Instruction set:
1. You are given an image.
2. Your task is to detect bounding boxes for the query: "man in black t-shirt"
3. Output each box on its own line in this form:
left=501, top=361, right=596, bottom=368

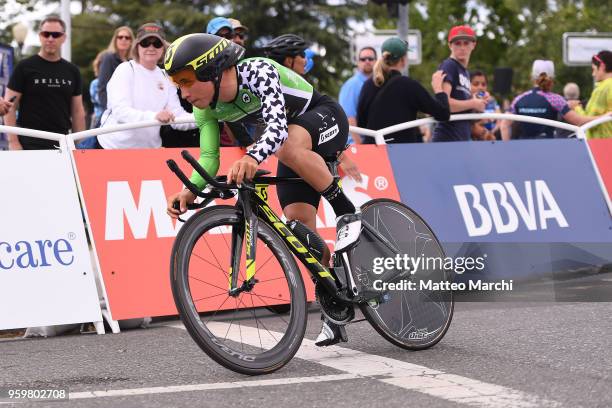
left=433, top=25, right=488, bottom=142
left=5, top=15, right=85, bottom=150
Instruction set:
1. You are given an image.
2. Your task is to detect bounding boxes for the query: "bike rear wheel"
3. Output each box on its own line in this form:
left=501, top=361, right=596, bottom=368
left=171, top=206, right=307, bottom=375
left=353, top=199, right=454, bottom=350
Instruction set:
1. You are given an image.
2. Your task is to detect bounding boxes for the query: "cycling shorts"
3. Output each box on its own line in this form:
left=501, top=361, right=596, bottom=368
left=277, top=96, right=349, bottom=210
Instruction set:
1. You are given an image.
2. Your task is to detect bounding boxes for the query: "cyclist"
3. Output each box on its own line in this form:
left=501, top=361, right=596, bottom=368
left=164, top=33, right=360, bottom=346
left=263, top=34, right=362, bottom=181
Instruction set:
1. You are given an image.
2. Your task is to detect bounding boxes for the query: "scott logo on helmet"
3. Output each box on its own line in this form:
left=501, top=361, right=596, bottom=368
left=188, top=38, right=230, bottom=70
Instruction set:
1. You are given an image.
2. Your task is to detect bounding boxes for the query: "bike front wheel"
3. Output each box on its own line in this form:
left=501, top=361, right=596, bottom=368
left=352, top=199, right=454, bottom=350
left=171, top=206, right=307, bottom=375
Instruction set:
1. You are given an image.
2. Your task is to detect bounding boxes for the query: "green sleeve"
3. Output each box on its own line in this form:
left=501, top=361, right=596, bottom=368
left=189, top=107, right=220, bottom=190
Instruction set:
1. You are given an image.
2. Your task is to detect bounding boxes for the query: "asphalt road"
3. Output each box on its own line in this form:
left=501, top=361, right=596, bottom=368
left=1, top=297, right=611, bottom=408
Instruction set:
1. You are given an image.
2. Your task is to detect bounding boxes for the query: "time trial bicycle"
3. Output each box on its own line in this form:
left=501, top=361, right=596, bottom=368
left=167, top=150, right=453, bottom=375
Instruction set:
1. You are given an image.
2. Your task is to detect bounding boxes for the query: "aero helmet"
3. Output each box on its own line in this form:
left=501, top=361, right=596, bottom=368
left=164, top=33, right=245, bottom=108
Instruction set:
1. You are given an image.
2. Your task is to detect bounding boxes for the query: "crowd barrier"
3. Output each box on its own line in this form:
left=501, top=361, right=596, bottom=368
left=1, top=113, right=611, bottom=333
left=0, top=127, right=104, bottom=333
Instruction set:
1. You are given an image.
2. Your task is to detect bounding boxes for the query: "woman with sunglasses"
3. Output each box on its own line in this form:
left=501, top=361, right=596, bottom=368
left=97, top=23, right=195, bottom=149
left=97, top=26, right=135, bottom=121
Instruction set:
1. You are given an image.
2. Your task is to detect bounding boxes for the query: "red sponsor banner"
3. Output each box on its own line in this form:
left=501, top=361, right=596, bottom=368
left=74, top=145, right=399, bottom=320
left=588, top=139, right=612, bottom=198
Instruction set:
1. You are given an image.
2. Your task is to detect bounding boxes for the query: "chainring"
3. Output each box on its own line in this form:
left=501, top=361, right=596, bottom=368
left=315, top=282, right=355, bottom=325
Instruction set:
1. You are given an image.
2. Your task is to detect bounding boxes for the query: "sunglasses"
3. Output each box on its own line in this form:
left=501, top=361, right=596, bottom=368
left=217, top=30, right=234, bottom=40
left=359, top=57, right=375, bottom=62
left=117, top=35, right=132, bottom=41
left=234, top=32, right=247, bottom=40
left=169, top=69, right=197, bottom=89
left=139, top=38, right=163, bottom=48
left=40, top=31, right=64, bottom=39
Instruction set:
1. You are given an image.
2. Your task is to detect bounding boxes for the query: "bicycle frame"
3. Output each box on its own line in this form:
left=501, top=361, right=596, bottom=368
left=167, top=150, right=410, bottom=303
left=230, top=182, right=339, bottom=297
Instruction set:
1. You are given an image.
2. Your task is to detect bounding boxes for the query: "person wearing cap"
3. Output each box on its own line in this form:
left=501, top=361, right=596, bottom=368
left=356, top=37, right=449, bottom=144
left=576, top=50, right=612, bottom=138
left=228, top=18, right=248, bottom=47
left=339, top=46, right=377, bottom=144
left=206, top=17, right=234, bottom=40
left=432, top=25, right=487, bottom=142
left=97, top=23, right=195, bottom=149
left=500, top=59, right=599, bottom=139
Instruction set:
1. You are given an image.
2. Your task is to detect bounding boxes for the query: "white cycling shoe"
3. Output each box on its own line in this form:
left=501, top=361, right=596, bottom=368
left=315, top=318, right=348, bottom=347
left=334, top=212, right=361, bottom=253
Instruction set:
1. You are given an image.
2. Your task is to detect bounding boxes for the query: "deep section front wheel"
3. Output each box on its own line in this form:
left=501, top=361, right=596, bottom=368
left=171, top=206, right=307, bottom=374
left=352, top=199, right=454, bottom=350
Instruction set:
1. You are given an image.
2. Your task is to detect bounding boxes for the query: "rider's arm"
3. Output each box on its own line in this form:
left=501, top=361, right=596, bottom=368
left=243, top=61, right=289, bottom=163
left=189, top=107, right=220, bottom=190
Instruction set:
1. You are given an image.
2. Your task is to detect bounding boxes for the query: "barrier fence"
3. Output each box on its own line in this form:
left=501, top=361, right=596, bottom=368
left=1, top=113, right=611, bottom=333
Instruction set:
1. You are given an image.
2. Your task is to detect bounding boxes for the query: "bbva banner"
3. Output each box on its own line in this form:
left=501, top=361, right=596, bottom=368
left=388, top=139, right=612, bottom=242
left=0, top=150, right=102, bottom=330
left=74, top=145, right=400, bottom=320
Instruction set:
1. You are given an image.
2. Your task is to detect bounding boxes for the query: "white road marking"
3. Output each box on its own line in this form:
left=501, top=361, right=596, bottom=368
left=68, top=322, right=560, bottom=407
left=69, top=373, right=359, bottom=400
left=167, top=322, right=560, bottom=408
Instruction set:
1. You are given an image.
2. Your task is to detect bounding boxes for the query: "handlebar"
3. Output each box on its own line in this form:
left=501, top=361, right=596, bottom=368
left=166, top=150, right=272, bottom=202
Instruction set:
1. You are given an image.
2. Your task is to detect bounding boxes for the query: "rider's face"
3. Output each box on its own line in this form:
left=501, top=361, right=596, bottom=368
left=179, top=80, right=214, bottom=109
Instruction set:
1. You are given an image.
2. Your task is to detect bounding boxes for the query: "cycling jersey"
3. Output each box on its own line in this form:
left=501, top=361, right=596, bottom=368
left=509, top=88, right=570, bottom=138
left=190, top=57, right=324, bottom=189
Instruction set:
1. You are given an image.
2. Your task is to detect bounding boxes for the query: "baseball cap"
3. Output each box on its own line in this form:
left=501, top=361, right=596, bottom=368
left=448, top=25, right=476, bottom=43
left=228, top=18, right=248, bottom=33
left=206, top=17, right=232, bottom=35
left=382, top=37, right=408, bottom=61
left=531, top=59, right=555, bottom=79
left=136, top=23, right=166, bottom=43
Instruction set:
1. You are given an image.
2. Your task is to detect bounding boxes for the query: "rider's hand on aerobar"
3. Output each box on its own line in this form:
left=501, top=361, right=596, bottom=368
left=167, top=189, right=196, bottom=219
left=227, top=155, right=259, bottom=185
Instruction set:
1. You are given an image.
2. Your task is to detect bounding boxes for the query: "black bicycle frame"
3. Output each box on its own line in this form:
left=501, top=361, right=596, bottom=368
left=232, top=183, right=339, bottom=297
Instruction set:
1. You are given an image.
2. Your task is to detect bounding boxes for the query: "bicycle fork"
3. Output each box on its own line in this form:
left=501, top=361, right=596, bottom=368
left=228, top=190, right=258, bottom=296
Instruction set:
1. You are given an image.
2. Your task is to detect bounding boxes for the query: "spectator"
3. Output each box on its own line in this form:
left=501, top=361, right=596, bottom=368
left=0, top=96, right=12, bottom=116
left=501, top=60, right=599, bottom=139
left=433, top=25, right=487, bottom=142
left=470, top=70, right=500, bottom=140
left=97, top=26, right=134, bottom=118
left=228, top=18, right=248, bottom=47
left=4, top=15, right=85, bottom=150
left=576, top=51, right=612, bottom=138
left=563, top=82, right=581, bottom=109
left=264, top=33, right=361, bottom=181
left=96, top=23, right=195, bottom=149
left=356, top=37, right=449, bottom=144
left=89, top=51, right=104, bottom=128
left=339, top=46, right=376, bottom=144
left=206, top=17, right=234, bottom=40
left=556, top=82, right=582, bottom=138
